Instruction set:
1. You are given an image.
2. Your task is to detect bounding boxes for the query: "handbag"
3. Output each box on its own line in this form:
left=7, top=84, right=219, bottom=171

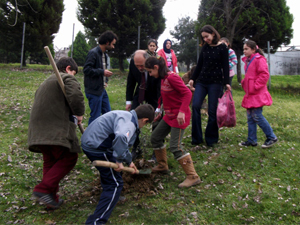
left=217, top=90, right=236, bottom=128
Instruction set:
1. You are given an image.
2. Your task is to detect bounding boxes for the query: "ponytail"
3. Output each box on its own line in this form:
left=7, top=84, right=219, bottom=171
left=145, top=56, right=169, bottom=79
left=244, top=40, right=264, bottom=57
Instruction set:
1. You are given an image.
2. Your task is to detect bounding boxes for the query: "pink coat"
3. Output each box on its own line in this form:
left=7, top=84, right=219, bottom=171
left=241, top=53, right=272, bottom=109
left=157, top=49, right=178, bottom=73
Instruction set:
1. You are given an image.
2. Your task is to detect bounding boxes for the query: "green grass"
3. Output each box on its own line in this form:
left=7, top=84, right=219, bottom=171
left=1, top=64, right=300, bottom=224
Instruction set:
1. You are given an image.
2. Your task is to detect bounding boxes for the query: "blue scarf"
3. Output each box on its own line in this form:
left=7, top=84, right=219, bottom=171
left=163, top=39, right=171, bottom=53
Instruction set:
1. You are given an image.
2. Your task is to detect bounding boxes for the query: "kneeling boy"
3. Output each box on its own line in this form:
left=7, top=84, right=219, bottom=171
left=81, top=104, right=154, bottom=225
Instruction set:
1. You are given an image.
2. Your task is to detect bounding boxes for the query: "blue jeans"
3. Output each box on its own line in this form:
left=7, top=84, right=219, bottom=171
left=192, top=83, right=223, bottom=146
left=247, top=107, right=277, bottom=144
left=83, top=151, right=123, bottom=225
left=86, top=90, right=111, bottom=125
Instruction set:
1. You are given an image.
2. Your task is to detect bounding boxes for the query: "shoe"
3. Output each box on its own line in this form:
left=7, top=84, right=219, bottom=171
left=33, top=191, right=61, bottom=209
left=150, top=152, right=157, bottom=163
left=262, top=138, right=278, bottom=148
left=45, top=199, right=64, bottom=211
left=239, top=141, right=258, bottom=147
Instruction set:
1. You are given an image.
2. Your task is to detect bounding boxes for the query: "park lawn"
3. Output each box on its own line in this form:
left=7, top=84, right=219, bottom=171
left=0, top=65, right=300, bottom=224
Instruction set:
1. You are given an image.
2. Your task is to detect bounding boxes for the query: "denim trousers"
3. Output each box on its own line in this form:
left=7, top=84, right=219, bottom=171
left=192, top=82, right=223, bottom=146
left=83, top=151, right=123, bottom=225
left=246, top=107, right=277, bottom=144
left=86, top=90, right=111, bottom=125
left=151, top=119, right=186, bottom=159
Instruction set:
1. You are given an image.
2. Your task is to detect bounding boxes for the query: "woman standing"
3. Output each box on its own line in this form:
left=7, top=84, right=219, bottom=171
left=145, top=56, right=201, bottom=188
left=189, top=25, right=231, bottom=147
left=157, top=39, right=179, bottom=73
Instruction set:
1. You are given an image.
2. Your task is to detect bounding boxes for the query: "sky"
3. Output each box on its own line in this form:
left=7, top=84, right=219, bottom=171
left=53, top=0, right=300, bottom=50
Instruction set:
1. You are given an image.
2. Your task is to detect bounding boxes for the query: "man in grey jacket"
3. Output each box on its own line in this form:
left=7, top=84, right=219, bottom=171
left=81, top=104, right=154, bottom=225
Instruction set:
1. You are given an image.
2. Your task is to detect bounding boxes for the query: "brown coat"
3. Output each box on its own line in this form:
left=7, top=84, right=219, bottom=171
left=28, top=73, right=85, bottom=153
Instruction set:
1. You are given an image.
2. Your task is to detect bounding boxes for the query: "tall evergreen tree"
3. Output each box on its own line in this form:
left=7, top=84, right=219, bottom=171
left=170, top=17, right=198, bottom=71
left=77, top=0, right=166, bottom=71
left=0, top=0, right=63, bottom=64
left=197, top=0, right=293, bottom=81
left=68, top=31, right=89, bottom=66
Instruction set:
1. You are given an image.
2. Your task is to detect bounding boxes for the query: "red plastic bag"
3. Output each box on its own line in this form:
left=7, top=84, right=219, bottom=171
left=217, top=90, right=236, bottom=128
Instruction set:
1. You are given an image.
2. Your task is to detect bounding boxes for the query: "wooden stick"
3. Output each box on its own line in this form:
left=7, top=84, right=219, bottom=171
left=92, top=160, right=139, bottom=174
left=44, top=46, right=85, bottom=134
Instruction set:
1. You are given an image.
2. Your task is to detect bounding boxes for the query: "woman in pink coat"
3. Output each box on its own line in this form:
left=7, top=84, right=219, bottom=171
left=157, top=39, right=179, bottom=73
left=239, top=40, right=277, bottom=148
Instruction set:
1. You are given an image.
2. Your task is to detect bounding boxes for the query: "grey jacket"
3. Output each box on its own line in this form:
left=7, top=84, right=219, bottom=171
left=81, top=110, right=139, bottom=165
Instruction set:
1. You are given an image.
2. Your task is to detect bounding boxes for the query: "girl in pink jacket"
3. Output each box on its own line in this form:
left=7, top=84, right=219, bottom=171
left=239, top=40, right=277, bottom=148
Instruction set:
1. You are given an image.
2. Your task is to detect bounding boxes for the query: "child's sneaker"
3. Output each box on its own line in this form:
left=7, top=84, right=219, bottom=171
left=261, top=138, right=278, bottom=148
left=239, top=141, right=258, bottom=147
left=33, top=191, right=61, bottom=209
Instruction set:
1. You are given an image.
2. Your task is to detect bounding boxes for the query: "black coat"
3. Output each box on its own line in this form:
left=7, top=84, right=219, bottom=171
left=126, top=59, right=161, bottom=109
left=83, top=46, right=108, bottom=96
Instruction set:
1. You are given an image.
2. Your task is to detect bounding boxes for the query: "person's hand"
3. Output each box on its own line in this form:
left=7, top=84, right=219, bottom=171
left=104, top=69, right=113, bottom=77
left=226, top=84, right=231, bottom=91
left=126, top=104, right=131, bottom=111
left=114, top=162, right=124, bottom=172
left=190, top=86, right=195, bottom=92
left=129, top=162, right=137, bottom=174
left=153, top=112, right=162, bottom=122
left=75, top=115, right=83, bottom=124
left=189, top=80, right=194, bottom=89
left=177, top=112, right=185, bottom=126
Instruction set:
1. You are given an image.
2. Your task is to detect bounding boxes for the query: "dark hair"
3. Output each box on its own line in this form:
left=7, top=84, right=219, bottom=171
left=56, top=57, right=78, bottom=74
left=199, top=25, right=220, bottom=46
left=145, top=56, right=169, bottom=79
left=182, top=65, right=196, bottom=84
left=135, top=104, right=155, bottom=123
left=148, top=39, right=158, bottom=47
left=244, top=40, right=264, bottom=57
left=98, top=30, right=118, bottom=45
left=220, top=37, right=230, bottom=48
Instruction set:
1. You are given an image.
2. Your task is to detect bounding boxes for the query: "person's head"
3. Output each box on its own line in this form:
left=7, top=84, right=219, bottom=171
left=163, top=39, right=172, bottom=53
left=145, top=56, right=168, bottom=79
left=243, top=40, right=264, bottom=57
left=134, top=104, right=155, bottom=128
left=98, top=30, right=118, bottom=50
left=220, top=37, right=230, bottom=48
left=133, top=50, right=149, bottom=72
left=148, top=39, right=158, bottom=53
left=199, top=25, right=220, bottom=46
left=56, top=57, right=78, bottom=75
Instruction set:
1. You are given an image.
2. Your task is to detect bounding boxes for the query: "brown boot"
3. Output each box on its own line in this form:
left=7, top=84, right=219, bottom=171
left=152, top=146, right=169, bottom=173
left=177, top=153, right=201, bottom=188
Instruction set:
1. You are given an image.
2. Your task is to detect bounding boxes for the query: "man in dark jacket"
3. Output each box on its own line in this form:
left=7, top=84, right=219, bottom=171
left=126, top=50, right=161, bottom=159
left=28, top=57, right=85, bottom=209
left=83, top=30, right=118, bottom=125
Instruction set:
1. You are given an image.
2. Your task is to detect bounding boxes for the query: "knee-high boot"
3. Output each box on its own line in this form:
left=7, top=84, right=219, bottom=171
left=151, top=146, right=169, bottom=173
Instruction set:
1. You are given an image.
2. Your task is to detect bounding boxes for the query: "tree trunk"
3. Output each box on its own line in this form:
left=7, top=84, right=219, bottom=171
left=118, top=57, right=124, bottom=71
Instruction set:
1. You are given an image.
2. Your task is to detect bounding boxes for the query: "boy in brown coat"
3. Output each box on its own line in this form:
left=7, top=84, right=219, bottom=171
left=28, top=57, right=85, bottom=209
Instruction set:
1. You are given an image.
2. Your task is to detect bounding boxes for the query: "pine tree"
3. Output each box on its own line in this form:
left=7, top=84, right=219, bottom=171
left=68, top=31, right=90, bottom=66
left=77, top=0, right=166, bottom=71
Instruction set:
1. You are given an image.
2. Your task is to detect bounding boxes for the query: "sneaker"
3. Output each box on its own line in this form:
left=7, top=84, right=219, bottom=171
left=239, top=141, right=258, bottom=147
left=33, top=191, right=61, bottom=209
left=46, top=199, right=64, bottom=211
left=262, top=138, right=278, bottom=148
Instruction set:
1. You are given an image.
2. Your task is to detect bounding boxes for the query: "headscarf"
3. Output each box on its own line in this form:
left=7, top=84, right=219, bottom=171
left=163, top=39, right=172, bottom=54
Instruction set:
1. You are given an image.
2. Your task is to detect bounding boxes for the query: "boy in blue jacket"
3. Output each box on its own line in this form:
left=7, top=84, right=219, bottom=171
left=81, top=104, right=154, bottom=225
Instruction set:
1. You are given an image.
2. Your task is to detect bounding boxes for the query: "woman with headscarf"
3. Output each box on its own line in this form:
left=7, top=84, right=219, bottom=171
left=157, top=39, right=179, bottom=74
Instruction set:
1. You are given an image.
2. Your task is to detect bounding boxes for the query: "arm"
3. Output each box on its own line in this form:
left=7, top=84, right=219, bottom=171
left=229, top=49, right=237, bottom=69
left=221, top=44, right=230, bottom=85
left=63, top=75, right=85, bottom=117
left=191, top=46, right=204, bottom=81
left=126, top=59, right=138, bottom=109
left=255, top=57, right=270, bottom=90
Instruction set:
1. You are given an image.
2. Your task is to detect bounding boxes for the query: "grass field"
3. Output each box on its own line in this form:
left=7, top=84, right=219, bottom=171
left=0, top=64, right=300, bottom=224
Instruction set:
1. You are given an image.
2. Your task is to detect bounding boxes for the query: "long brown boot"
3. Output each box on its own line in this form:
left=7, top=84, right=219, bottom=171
left=152, top=146, right=169, bottom=173
left=177, top=153, right=201, bottom=188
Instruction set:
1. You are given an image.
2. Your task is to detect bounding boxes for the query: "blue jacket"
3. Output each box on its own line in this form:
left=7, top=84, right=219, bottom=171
left=81, top=110, right=139, bottom=165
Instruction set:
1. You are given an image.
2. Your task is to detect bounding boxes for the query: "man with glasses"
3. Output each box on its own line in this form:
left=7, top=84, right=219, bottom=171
left=126, top=50, right=161, bottom=160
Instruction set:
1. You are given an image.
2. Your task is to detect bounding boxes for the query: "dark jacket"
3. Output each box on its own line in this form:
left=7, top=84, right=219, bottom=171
left=28, top=73, right=85, bottom=153
left=126, top=58, right=161, bottom=109
left=83, top=45, right=108, bottom=96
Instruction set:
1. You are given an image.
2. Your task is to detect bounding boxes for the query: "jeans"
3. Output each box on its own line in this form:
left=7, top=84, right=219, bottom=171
left=151, top=119, right=186, bottom=159
left=84, top=151, right=123, bottom=225
left=192, top=82, right=223, bottom=146
left=246, top=107, right=277, bottom=144
left=86, top=90, right=111, bottom=125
